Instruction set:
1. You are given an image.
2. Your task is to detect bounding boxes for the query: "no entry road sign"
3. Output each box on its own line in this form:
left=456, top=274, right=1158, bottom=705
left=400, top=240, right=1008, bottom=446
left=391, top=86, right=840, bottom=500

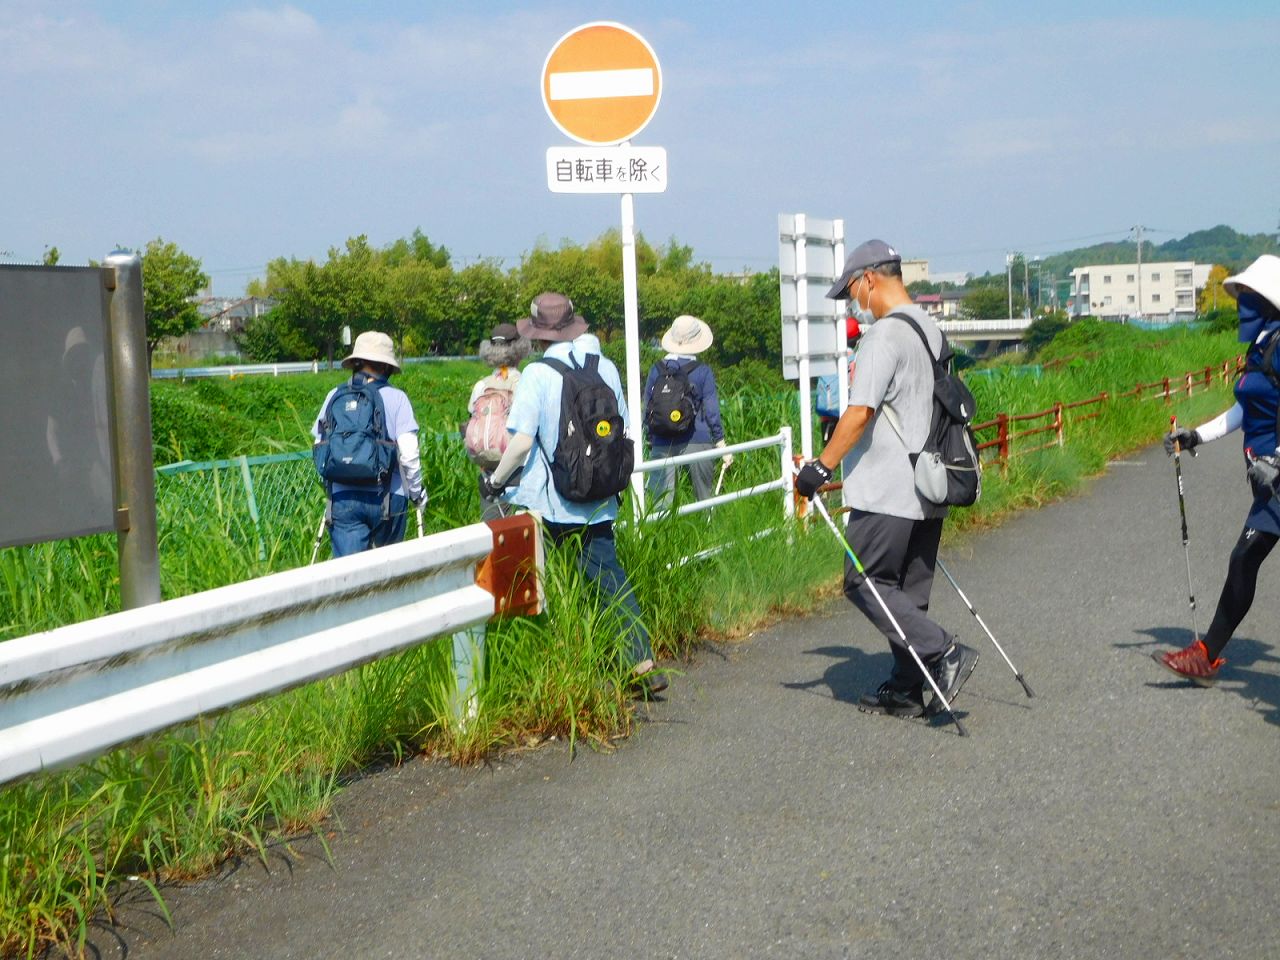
left=541, top=22, right=662, bottom=146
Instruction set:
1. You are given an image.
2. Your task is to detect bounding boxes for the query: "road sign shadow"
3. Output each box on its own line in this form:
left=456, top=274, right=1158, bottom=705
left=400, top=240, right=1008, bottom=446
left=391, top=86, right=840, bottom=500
left=1125, top=628, right=1280, bottom=728
left=782, top=644, right=894, bottom=707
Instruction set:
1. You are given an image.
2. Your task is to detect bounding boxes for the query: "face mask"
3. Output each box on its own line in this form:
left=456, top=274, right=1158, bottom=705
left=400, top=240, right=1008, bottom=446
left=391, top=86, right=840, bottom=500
left=849, top=274, right=876, bottom=326
left=1237, top=290, right=1274, bottom=344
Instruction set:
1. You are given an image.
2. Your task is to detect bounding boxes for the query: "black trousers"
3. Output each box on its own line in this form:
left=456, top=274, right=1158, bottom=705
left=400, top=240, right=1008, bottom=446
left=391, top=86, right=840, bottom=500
left=842, top=509, right=953, bottom=686
left=1203, top=525, right=1279, bottom=660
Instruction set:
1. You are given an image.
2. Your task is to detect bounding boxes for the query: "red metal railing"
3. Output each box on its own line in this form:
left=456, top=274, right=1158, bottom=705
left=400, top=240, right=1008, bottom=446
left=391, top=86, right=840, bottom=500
left=972, top=357, right=1242, bottom=469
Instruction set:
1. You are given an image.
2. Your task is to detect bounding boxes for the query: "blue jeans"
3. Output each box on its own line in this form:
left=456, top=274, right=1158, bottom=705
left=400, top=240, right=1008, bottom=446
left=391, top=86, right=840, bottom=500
left=544, top=520, right=653, bottom=667
left=329, top=490, right=408, bottom=558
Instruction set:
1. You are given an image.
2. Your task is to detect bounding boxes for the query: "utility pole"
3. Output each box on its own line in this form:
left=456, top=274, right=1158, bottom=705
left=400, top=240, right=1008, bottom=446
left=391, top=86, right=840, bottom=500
left=1132, top=224, right=1144, bottom=319
left=1023, top=256, right=1030, bottom=319
left=1006, top=252, right=1014, bottom=320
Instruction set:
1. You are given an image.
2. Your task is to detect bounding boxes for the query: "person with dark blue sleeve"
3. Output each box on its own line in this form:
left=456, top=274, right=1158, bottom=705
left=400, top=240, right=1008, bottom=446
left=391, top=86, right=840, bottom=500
left=1155, top=255, right=1280, bottom=684
left=643, top=314, right=732, bottom=511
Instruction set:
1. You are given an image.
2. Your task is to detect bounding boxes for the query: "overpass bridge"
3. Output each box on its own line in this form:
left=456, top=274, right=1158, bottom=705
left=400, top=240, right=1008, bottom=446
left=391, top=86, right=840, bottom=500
left=937, top=316, right=1032, bottom=343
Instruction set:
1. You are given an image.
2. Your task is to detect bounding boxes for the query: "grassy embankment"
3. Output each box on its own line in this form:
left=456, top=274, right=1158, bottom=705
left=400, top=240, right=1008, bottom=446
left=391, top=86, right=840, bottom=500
left=0, top=321, right=1244, bottom=957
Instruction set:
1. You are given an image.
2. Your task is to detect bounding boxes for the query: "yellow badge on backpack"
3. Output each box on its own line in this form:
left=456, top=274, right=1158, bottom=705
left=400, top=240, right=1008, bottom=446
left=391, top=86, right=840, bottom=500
left=669, top=410, right=683, bottom=423
left=596, top=420, right=612, bottom=437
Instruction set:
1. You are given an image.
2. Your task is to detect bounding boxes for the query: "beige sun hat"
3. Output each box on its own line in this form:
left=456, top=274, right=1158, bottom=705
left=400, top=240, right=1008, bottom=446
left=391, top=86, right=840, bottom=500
left=1224, top=255, right=1280, bottom=313
left=342, top=331, right=401, bottom=374
left=661, top=314, right=714, bottom=355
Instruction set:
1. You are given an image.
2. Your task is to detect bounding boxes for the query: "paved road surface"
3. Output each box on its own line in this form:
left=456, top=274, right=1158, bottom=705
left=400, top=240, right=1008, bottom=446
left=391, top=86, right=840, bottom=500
left=94, top=440, right=1280, bottom=960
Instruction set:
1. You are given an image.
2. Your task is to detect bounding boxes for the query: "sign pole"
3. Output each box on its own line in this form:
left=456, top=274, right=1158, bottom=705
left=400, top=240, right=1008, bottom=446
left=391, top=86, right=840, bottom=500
left=621, top=188, right=645, bottom=516
left=795, top=214, right=813, bottom=461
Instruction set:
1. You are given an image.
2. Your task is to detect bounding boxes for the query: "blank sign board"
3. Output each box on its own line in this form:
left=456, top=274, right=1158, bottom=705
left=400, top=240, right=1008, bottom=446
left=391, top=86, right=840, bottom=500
left=0, top=265, right=116, bottom=548
left=779, top=214, right=846, bottom=379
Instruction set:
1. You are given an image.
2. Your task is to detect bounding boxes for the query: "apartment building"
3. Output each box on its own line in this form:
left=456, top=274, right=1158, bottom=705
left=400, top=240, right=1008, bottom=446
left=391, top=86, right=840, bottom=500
left=1069, top=261, right=1211, bottom=321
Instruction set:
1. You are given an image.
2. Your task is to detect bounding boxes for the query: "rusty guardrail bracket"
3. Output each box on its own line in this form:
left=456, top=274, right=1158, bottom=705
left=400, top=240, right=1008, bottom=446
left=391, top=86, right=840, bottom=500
left=476, top=513, right=544, bottom=618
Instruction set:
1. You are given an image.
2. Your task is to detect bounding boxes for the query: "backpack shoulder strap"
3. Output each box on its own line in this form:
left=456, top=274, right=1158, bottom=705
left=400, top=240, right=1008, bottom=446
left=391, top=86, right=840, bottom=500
left=886, top=311, right=938, bottom=365
left=539, top=356, right=571, bottom=376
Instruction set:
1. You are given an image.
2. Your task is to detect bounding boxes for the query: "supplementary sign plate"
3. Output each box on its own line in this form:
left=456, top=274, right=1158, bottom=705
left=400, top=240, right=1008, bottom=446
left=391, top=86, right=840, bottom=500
left=546, top=146, right=667, bottom=194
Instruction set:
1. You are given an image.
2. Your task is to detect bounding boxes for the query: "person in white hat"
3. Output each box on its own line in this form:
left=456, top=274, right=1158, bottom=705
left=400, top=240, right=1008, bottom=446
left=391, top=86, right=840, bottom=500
left=312, top=331, right=425, bottom=557
left=1154, top=254, right=1280, bottom=684
left=643, top=314, right=732, bottom=510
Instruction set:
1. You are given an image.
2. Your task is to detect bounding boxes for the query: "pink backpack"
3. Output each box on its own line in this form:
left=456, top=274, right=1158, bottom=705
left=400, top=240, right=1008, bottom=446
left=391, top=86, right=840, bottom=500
left=464, top=371, right=518, bottom=467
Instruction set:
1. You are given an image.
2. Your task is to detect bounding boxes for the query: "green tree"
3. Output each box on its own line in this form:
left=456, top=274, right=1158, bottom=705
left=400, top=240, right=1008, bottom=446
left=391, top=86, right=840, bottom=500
left=961, top=286, right=1023, bottom=320
left=1197, top=264, right=1233, bottom=314
left=1023, top=310, right=1071, bottom=355
left=42, top=246, right=60, bottom=266
left=140, top=238, right=210, bottom=368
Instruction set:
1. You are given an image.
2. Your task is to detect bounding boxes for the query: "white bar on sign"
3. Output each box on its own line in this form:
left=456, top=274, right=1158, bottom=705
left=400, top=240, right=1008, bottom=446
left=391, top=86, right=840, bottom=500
left=549, top=68, right=653, bottom=101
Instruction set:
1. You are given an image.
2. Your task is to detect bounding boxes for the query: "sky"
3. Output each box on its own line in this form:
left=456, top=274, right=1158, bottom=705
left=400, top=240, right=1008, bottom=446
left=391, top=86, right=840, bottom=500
left=3, top=0, right=1278, bottom=294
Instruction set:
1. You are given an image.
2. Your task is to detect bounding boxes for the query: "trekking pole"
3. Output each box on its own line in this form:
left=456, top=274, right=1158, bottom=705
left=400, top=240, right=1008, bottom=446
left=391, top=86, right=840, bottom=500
left=809, top=493, right=968, bottom=736
left=935, top=559, right=1034, bottom=698
left=308, top=507, right=328, bottom=566
left=714, top=460, right=729, bottom=497
left=1169, top=416, right=1199, bottom=643
left=416, top=502, right=425, bottom=539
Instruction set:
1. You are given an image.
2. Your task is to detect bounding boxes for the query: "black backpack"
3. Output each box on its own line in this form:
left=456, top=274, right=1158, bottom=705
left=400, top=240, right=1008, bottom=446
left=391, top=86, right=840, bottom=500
left=886, top=312, right=982, bottom=508
left=313, top=375, right=397, bottom=490
left=645, top=359, right=701, bottom=439
left=538, top=354, right=635, bottom=502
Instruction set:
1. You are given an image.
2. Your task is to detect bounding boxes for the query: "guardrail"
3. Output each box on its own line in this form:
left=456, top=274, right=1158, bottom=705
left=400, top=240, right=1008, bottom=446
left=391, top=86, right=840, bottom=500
left=0, top=515, right=541, bottom=786
left=151, top=355, right=479, bottom=379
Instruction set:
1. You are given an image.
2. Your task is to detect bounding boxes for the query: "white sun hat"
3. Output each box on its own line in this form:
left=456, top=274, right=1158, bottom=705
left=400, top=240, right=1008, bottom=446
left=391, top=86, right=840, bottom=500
left=342, top=331, right=401, bottom=374
left=1224, top=254, right=1280, bottom=313
left=660, top=314, right=714, bottom=355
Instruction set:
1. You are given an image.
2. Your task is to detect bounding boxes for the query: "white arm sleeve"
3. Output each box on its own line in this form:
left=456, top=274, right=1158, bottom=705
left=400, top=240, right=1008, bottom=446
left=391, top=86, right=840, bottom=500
left=491, top=432, right=534, bottom=486
left=397, top=432, right=425, bottom=503
left=1195, top=404, right=1243, bottom=444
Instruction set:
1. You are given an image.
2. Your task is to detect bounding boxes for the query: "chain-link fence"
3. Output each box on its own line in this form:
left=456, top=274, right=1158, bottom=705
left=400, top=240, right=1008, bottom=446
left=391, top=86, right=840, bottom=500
left=156, top=452, right=323, bottom=569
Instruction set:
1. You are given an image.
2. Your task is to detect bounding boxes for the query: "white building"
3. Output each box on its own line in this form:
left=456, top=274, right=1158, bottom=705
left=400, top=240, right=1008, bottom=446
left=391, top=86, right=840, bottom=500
left=1069, top=261, right=1211, bottom=321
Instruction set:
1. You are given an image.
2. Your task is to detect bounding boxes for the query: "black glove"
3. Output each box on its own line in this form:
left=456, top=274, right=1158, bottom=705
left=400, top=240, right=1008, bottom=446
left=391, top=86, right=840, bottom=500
left=1163, top=427, right=1200, bottom=457
left=794, top=460, right=833, bottom=500
left=479, top=473, right=507, bottom=500
left=1247, top=454, right=1280, bottom=492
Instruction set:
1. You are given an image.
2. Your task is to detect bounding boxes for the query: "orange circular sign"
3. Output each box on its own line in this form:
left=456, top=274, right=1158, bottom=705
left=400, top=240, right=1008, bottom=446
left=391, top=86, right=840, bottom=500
left=541, top=22, right=662, bottom=146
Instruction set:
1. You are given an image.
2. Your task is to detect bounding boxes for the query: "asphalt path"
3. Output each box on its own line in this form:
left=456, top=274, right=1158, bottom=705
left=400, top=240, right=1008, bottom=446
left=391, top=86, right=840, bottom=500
left=93, top=439, right=1280, bottom=960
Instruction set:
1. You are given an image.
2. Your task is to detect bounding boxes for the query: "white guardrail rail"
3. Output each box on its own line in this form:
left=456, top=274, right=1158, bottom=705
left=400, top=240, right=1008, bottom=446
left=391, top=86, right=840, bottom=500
left=0, top=516, right=542, bottom=786
left=150, top=355, right=479, bottom=380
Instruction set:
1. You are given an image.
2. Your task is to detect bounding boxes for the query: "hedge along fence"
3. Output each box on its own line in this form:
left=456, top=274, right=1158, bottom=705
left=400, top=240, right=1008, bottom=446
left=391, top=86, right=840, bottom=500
left=974, top=357, right=1243, bottom=468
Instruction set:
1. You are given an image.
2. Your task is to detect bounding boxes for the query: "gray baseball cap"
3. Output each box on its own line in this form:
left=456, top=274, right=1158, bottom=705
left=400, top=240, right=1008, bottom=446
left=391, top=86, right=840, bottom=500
left=826, top=239, right=902, bottom=299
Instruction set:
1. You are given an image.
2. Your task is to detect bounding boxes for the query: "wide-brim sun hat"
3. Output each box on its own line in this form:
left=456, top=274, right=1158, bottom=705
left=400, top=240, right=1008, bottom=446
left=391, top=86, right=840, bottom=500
left=518, top=291, right=588, bottom=342
left=661, top=314, right=714, bottom=355
left=342, top=330, right=401, bottom=373
left=1224, top=254, right=1280, bottom=313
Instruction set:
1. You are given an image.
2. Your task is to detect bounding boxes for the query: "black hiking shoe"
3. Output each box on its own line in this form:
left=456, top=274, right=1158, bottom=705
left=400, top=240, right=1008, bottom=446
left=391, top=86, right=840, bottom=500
left=925, top=642, right=979, bottom=716
left=858, top=682, right=926, bottom=718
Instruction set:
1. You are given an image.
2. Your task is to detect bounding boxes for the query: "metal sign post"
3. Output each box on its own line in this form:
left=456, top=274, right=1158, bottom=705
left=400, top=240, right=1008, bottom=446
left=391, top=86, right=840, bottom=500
left=778, top=214, right=845, bottom=461
left=103, top=251, right=161, bottom=608
left=541, top=21, right=665, bottom=517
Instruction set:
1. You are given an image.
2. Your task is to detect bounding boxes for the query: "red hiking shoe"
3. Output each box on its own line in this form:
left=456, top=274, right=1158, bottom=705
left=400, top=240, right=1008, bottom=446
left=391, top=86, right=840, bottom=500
left=1153, top=640, right=1223, bottom=687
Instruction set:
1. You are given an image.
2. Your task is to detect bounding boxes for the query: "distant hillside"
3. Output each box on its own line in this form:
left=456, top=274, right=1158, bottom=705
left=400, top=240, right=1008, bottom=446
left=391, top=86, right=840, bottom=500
left=1037, top=225, right=1279, bottom=279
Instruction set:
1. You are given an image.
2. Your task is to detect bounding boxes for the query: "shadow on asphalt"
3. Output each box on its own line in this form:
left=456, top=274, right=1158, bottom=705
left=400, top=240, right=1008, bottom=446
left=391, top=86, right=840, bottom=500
left=781, top=644, right=894, bottom=705
left=1123, top=628, right=1280, bottom=728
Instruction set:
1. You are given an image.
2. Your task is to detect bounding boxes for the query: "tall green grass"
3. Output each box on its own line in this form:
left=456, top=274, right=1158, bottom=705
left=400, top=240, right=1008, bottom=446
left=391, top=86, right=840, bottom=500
left=0, top=321, right=1246, bottom=956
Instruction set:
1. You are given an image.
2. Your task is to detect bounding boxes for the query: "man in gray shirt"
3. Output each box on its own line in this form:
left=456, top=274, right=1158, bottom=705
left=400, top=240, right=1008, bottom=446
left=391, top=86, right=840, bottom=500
left=794, top=240, right=978, bottom=722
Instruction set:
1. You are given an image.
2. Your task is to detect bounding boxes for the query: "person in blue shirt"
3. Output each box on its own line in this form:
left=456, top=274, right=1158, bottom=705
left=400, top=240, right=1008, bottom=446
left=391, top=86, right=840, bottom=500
left=1156, top=255, right=1280, bottom=684
left=480, top=292, right=665, bottom=696
left=643, top=314, right=732, bottom=511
